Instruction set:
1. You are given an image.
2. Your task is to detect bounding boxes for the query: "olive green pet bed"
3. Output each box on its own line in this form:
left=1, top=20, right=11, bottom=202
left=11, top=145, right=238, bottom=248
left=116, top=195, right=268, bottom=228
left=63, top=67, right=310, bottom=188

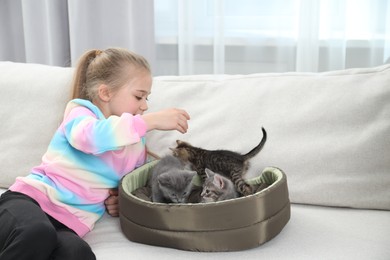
left=119, top=160, right=290, bottom=252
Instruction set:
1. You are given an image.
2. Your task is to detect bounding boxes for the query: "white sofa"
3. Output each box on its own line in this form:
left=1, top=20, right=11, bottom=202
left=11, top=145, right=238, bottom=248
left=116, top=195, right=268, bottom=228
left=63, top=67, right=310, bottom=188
left=0, top=61, right=389, bottom=260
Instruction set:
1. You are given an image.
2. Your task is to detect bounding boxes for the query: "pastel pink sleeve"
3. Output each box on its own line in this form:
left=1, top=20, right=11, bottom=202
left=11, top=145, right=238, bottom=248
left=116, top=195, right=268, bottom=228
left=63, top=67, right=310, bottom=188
left=62, top=106, right=147, bottom=154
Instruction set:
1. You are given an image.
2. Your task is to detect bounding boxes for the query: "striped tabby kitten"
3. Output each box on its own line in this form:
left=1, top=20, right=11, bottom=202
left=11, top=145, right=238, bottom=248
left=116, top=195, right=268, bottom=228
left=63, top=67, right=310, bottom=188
left=201, top=168, right=238, bottom=202
left=171, top=127, right=267, bottom=196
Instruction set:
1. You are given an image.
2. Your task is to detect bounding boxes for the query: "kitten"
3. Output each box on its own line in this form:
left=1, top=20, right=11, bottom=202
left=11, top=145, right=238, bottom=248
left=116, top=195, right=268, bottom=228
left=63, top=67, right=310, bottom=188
left=171, top=127, right=267, bottom=196
left=150, top=155, right=196, bottom=203
left=201, top=168, right=238, bottom=203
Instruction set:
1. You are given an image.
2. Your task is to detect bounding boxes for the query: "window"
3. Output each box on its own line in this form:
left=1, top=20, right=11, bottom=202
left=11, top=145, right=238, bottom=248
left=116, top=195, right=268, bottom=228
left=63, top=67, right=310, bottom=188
left=154, top=0, right=390, bottom=75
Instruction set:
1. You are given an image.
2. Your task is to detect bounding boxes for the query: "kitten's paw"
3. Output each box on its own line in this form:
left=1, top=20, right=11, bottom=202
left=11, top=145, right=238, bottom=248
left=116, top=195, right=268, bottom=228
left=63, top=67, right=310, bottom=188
left=239, top=184, right=253, bottom=196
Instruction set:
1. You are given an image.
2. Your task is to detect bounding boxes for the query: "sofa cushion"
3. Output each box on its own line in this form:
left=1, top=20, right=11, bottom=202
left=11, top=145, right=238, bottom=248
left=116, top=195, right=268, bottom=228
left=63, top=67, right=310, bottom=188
left=0, top=62, right=73, bottom=188
left=146, top=65, right=390, bottom=210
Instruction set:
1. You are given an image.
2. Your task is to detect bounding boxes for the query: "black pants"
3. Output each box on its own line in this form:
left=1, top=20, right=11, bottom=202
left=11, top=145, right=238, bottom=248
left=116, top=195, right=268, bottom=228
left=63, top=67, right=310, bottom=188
left=0, top=191, right=96, bottom=260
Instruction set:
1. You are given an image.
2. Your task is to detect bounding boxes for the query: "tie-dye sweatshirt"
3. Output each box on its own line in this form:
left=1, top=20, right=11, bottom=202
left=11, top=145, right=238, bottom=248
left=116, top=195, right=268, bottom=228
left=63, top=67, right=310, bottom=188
left=10, top=99, right=147, bottom=237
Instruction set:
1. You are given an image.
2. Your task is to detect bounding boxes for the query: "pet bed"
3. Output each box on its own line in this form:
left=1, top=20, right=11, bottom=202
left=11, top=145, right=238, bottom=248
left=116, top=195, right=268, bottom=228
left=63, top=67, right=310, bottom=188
left=119, top=160, right=290, bottom=252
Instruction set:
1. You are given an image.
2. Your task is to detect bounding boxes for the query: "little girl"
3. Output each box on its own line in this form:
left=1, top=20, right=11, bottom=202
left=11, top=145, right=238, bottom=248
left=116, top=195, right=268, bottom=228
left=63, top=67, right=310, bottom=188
left=0, top=48, right=190, bottom=260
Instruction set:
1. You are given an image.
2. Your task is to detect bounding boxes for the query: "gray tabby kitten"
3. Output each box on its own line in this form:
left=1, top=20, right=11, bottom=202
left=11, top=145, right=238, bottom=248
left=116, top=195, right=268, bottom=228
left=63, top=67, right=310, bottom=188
left=171, top=127, right=267, bottom=196
left=201, top=168, right=238, bottom=203
left=150, top=155, right=196, bottom=203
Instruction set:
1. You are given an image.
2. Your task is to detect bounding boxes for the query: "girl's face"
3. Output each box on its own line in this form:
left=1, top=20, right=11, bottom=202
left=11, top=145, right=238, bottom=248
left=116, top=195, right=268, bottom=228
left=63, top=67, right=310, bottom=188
left=105, top=70, right=152, bottom=117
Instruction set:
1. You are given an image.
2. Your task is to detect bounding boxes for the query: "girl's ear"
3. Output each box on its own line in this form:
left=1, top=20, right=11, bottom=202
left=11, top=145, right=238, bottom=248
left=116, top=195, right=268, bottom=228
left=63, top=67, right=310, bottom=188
left=97, top=84, right=112, bottom=102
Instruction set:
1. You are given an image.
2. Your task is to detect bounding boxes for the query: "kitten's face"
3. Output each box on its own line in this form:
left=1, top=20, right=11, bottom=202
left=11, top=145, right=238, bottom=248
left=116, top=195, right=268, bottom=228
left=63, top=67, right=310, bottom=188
left=170, top=140, right=192, bottom=162
left=200, top=168, right=237, bottom=203
left=200, top=169, right=224, bottom=203
left=201, top=182, right=222, bottom=203
left=158, top=170, right=195, bottom=203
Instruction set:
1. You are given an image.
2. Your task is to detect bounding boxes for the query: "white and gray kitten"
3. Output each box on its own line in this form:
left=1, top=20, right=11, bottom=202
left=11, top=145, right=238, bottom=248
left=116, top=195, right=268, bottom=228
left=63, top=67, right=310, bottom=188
left=150, top=155, right=196, bottom=203
left=200, top=168, right=238, bottom=203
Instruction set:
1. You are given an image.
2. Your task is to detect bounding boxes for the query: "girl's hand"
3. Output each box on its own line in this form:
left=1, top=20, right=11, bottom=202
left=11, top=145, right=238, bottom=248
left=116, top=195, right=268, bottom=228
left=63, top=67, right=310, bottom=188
left=105, top=188, right=119, bottom=217
left=142, top=108, right=190, bottom=134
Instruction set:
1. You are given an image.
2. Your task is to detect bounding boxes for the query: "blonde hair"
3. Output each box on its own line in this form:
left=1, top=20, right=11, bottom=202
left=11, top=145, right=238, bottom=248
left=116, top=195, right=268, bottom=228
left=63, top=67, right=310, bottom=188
left=71, top=48, right=151, bottom=101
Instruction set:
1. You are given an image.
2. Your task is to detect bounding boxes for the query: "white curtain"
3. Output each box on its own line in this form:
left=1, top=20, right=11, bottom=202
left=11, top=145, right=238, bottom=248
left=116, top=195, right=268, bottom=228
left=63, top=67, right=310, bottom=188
left=0, top=0, right=70, bottom=66
left=67, top=0, right=155, bottom=67
left=0, top=0, right=154, bottom=67
left=155, top=0, right=390, bottom=75
left=1, top=0, right=389, bottom=75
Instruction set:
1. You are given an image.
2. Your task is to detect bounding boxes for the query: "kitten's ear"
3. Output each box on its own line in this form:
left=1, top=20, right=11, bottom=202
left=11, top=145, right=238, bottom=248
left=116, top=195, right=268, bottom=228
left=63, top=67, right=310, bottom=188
left=213, top=174, right=225, bottom=189
left=205, top=168, right=215, bottom=178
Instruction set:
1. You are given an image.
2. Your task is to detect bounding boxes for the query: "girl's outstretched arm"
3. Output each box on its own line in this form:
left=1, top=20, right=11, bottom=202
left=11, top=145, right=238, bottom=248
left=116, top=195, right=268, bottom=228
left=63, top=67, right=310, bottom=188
left=104, top=109, right=190, bottom=216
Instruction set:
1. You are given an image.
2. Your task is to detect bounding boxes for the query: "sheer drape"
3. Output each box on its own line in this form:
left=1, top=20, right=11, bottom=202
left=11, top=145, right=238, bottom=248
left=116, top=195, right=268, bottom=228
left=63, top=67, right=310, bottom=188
left=1, top=0, right=389, bottom=75
left=155, top=0, right=390, bottom=75
left=67, top=0, right=155, bottom=67
left=0, top=0, right=70, bottom=66
left=0, top=0, right=154, bottom=67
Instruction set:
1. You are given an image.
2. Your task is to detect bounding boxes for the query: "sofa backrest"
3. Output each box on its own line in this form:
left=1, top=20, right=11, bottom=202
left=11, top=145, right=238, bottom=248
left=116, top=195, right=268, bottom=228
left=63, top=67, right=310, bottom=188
left=147, top=66, right=390, bottom=210
left=0, top=61, right=389, bottom=210
left=0, top=62, right=73, bottom=189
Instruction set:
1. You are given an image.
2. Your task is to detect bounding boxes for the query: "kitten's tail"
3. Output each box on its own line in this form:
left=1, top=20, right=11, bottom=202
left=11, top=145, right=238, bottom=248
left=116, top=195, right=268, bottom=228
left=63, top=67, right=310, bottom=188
left=243, top=127, right=267, bottom=159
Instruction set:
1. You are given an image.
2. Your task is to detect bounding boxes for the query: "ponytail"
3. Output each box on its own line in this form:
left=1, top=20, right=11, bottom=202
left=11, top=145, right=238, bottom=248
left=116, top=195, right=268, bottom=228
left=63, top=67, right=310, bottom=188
left=71, top=49, right=100, bottom=100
